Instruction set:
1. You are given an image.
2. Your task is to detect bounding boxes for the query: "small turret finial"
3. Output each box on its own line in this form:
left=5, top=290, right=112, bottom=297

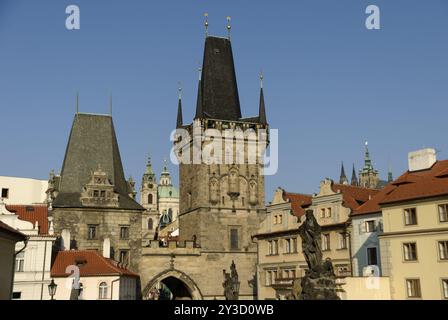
left=260, top=70, right=264, bottom=89
left=226, top=16, right=231, bottom=39
left=204, top=13, right=209, bottom=37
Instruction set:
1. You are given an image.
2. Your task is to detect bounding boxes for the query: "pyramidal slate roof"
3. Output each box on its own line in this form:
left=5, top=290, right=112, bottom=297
left=196, top=36, right=242, bottom=121
left=53, top=113, right=144, bottom=210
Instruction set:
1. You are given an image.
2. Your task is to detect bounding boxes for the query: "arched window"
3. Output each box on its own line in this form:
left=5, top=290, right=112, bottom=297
left=168, top=208, right=173, bottom=221
left=148, top=194, right=153, bottom=204
left=99, top=282, right=108, bottom=299
left=148, top=218, right=153, bottom=230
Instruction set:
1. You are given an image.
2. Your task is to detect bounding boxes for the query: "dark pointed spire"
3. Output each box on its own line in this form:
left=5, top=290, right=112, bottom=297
left=351, top=163, right=358, bottom=186
left=339, top=162, right=348, bottom=185
left=258, top=72, right=267, bottom=125
left=176, top=82, right=183, bottom=128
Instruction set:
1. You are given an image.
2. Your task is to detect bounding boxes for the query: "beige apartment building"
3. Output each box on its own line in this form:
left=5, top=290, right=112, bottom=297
left=378, top=149, right=448, bottom=300
left=254, top=180, right=378, bottom=299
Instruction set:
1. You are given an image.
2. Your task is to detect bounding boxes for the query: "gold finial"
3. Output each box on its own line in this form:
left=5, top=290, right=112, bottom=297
left=178, top=81, right=182, bottom=100
left=204, top=13, right=209, bottom=36
left=259, top=70, right=264, bottom=89
left=226, top=16, right=231, bottom=39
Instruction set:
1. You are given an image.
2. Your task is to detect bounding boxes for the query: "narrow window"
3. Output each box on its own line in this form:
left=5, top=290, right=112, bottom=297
left=367, top=247, right=378, bottom=265
left=442, top=279, right=448, bottom=299
left=120, top=226, right=129, bottom=240
left=15, top=252, right=25, bottom=272
left=119, top=250, right=130, bottom=265
left=365, top=220, right=376, bottom=233
left=1, top=188, right=9, bottom=199
left=87, top=225, right=97, bottom=240
left=406, top=279, right=421, bottom=298
left=322, top=234, right=330, bottom=251
left=338, top=233, right=347, bottom=249
left=403, top=243, right=417, bottom=261
left=438, top=241, right=448, bottom=260
left=404, top=208, right=417, bottom=225
left=147, top=218, right=153, bottom=230
left=99, top=282, right=108, bottom=299
left=230, top=228, right=239, bottom=250
left=148, top=193, right=153, bottom=204
left=439, top=204, right=448, bottom=223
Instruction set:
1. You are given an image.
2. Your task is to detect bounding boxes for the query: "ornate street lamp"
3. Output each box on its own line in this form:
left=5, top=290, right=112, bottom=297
left=48, top=279, right=57, bottom=300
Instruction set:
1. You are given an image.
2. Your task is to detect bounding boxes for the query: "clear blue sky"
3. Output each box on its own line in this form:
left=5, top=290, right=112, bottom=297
left=0, top=0, right=447, bottom=199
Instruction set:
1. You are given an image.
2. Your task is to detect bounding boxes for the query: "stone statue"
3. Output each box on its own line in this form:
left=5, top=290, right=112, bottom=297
left=223, top=260, right=240, bottom=300
left=298, top=209, right=340, bottom=300
left=298, top=209, right=322, bottom=277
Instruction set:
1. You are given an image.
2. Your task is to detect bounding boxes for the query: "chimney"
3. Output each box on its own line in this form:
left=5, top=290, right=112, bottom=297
left=103, top=238, right=111, bottom=259
left=61, top=229, right=71, bottom=251
left=408, top=148, right=437, bottom=172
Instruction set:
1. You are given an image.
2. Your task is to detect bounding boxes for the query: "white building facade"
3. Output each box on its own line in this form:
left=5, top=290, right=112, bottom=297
left=0, top=176, right=48, bottom=205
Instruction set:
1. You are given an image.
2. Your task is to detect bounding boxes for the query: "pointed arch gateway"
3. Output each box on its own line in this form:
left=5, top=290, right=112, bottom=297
left=142, top=269, right=203, bottom=300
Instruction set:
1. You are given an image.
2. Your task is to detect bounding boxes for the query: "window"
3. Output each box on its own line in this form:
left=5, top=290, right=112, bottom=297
left=87, top=225, right=97, bottom=240
left=265, top=271, right=271, bottom=286
left=442, top=279, right=448, bottom=299
left=147, top=218, right=153, bottom=230
left=1, top=188, right=9, bottom=199
left=100, top=190, right=106, bottom=198
left=326, top=208, right=332, bottom=218
left=273, top=240, right=278, bottom=255
left=119, top=250, right=130, bottom=265
left=322, top=234, right=330, bottom=251
left=338, top=233, right=347, bottom=249
left=12, top=292, right=21, bottom=299
left=15, top=252, right=24, bottom=272
left=439, top=204, right=448, bottom=223
left=292, top=237, right=298, bottom=253
left=406, top=279, right=421, bottom=298
left=320, top=208, right=325, bottom=218
left=365, top=220, right=376, bottom=233
left=268, top=241, right=273, bottom=255
left=230, top=228, right=239, bottom=250
left=404, top=208, right=417, bottom=225
left=278, top=215, right=283, bottom=224
left=367, top=247, right=378, bottom=265
left=120, top=226, right=129, bottom=240
left=99, top=282, right=108, bottom=299
left=148, top=194, right=153, bottom=204
left=438, top=241, right=448, bottom=260
left=242, top=197, right=245, bottom=206
left=93, top=190, right=99, bottom=197
left=403, top=243, right=417, bottom=261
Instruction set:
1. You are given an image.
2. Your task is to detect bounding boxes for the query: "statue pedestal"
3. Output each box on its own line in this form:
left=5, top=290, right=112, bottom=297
left=300, top=272, right=340, bottom=300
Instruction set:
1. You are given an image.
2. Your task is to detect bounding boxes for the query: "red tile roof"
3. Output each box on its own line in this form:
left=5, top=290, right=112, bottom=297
left=379, top=160, right=448, bottom=205
left=352, top=184, right=395, bottom=216
left=51, top=250, right=139, bottom=278
left=0, top=220, right=27, bottom=241
left=353, top=160, right=448, bottom=214
left=282, top=191, right=312, bottom=217
left=6, top=204, right=49, bottom=235
left=331, top=183, right=380, bottom=211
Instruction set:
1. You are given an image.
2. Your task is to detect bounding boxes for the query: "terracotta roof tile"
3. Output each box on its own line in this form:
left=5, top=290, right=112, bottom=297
left=51, top=250, right=138, bottom=278
left=331, top=183, right=379, bottom=211
left=282, top=191, right=312, bottom=217
left=379, top=160, right=448, bottom=205
left=6, top=205, right=49, bottom=235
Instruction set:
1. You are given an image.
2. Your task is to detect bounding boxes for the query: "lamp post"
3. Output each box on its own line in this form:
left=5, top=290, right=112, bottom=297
left=48, top=279, right=57, bottom=300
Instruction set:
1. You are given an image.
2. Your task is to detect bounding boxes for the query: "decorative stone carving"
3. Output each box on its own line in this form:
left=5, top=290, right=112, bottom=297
left=80, top=165, right=119, bottom=208
left=227, top=167, right=240, bottom=200
left=249, top=178, right=258, bottom=205
left=209, top=174, right=219, bottom=205
left=223, top=260, right=240, bottom=300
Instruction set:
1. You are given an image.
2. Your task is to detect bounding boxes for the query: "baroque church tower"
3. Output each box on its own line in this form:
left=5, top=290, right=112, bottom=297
left=140, top=156, right=159, bottom=240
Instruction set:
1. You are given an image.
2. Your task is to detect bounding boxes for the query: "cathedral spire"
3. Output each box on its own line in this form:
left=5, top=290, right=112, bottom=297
left=339, top=162, right=348, bottom=185
left=351, top=163, right=358, bottom=186
left=176, top=82, right=183, bottom=128
left=363, top=141, right=373, bottom=170
left=258, top=72, right=267, bottom=125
